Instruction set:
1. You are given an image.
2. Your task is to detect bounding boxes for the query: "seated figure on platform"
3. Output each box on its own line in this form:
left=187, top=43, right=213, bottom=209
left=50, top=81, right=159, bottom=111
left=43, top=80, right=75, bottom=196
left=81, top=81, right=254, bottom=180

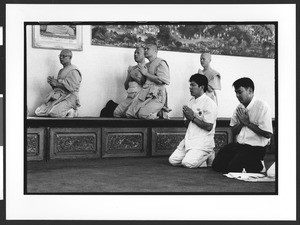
left=35, top=49, right=82, bottom=117
left=198, top=53, right=221, bottom=104
left=113, top=47, right=147, bottom=117
left=212, top=77, right=273, bottom=173
left=169, top=74, right=218, bottom=168
left=125, top=43, right=171, bottom=119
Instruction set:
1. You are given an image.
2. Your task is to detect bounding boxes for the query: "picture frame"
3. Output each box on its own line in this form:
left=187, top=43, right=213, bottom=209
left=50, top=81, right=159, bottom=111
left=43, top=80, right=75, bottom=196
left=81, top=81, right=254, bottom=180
left=91, top=24, right=275, bottom=59
left=32, top=25, right=83, bottom=51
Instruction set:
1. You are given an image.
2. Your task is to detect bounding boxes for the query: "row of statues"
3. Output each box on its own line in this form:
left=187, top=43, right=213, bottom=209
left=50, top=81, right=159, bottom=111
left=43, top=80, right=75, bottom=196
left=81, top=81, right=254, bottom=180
left=113, top=44, right=171, bottom=119
left=34, top=44, right=221, bottom=120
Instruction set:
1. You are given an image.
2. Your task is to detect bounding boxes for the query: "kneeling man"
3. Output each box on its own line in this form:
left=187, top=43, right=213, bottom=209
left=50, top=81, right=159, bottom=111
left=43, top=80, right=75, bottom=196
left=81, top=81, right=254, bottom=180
left=212, top=77, right=273, bottom=173
left=169, top=74, right=218, bottom=168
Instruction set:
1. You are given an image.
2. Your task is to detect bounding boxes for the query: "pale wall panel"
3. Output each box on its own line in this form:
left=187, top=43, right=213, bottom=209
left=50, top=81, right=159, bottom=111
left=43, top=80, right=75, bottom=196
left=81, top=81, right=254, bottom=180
left=26, top=25, right=275, bottom=118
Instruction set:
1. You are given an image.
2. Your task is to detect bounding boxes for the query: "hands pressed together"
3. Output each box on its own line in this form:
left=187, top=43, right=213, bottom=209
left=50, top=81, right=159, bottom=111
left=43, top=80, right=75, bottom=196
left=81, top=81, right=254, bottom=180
left=182, top=105, right=194, bottom=121
left=137, top=64, right=148, bottom=76
left=236, top=106, right=250, bottom=126
left=47, top=76, right=58, bottom=87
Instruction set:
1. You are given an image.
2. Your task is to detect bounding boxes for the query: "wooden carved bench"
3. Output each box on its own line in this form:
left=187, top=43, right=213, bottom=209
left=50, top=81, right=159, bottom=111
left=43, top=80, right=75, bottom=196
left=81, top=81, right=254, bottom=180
left=26, top=117, right=275, bottom=161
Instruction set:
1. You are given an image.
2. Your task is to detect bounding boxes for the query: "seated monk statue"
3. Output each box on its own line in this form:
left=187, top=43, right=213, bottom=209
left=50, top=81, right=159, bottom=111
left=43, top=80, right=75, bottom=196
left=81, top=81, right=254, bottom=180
left=125, top=43, right=171, bottom=119
left=35, top=49, right=82, bottom=117
left=113, top=47, right=146, bottom=118
left=198, top=52, right=221, bottom=104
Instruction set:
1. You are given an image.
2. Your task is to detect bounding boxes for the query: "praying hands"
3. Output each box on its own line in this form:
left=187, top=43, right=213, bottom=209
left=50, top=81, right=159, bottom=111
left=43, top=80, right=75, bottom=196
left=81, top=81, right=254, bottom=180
left=236, top=107, right=250, bottom=126
left=183, top=105, right=194, bottom=121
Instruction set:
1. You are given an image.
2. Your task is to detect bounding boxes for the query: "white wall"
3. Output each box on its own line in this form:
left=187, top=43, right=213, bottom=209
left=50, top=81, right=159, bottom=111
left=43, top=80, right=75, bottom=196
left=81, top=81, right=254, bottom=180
left=27, top=25, right=275, bottom=118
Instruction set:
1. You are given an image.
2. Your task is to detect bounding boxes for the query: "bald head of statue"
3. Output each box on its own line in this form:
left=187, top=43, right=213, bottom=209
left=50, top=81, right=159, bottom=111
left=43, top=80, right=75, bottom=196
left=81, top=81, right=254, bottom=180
left=60, top=49, right=72, bottom=58
left=59, top=49, right=73, bottom=67
left=200, top=52, right=212, bottom=69
left=144, top=43, right=158, bottom=61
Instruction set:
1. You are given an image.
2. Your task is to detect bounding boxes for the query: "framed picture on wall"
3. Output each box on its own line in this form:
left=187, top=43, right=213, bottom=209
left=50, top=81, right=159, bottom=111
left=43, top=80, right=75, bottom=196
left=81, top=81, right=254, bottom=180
left=32, top=25, right=83, bottom=51
left=91, top=24, right=275, bottom=59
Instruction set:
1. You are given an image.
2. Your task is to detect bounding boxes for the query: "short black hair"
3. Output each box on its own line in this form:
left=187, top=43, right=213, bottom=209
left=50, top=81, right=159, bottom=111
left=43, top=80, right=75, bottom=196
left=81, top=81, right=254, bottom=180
left=189, top=74, right=208, bottom=92
left=233, top=77, right=255, bottom=91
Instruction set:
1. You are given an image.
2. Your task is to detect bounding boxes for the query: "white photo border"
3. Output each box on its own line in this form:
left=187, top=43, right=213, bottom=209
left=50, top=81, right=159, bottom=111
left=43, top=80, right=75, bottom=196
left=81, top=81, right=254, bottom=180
left=6, top=4, right=296, bottom=221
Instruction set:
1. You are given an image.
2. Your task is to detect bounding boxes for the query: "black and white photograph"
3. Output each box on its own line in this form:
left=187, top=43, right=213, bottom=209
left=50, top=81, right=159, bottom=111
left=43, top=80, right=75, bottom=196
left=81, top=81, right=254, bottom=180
left=26, top=22, right=277, bottom=194
left=4, top=3, right=297, bottom=222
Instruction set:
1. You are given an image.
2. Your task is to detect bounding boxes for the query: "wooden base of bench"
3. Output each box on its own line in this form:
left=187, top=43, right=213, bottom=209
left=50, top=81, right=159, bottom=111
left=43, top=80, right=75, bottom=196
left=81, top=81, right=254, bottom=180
left=26, top=117, right=275, bottom=161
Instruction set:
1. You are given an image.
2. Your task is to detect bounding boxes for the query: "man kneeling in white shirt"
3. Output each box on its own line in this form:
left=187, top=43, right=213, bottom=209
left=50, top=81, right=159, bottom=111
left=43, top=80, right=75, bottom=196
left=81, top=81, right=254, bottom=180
left=169, top=74, right=218, bottom=168
left=212, top=77, right=273, bottom=173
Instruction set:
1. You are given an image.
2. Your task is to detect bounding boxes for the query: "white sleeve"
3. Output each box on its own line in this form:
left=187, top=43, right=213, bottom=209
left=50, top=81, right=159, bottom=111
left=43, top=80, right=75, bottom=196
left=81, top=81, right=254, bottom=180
left=202, top=100, right=218, bottom=124
left=230, top=106, right=240, bottom=127
left=258, top=104, right=273, bottom=134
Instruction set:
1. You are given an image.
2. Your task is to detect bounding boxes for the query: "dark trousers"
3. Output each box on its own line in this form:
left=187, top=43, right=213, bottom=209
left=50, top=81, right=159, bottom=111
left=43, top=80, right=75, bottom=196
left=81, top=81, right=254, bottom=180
left=212, top=143, right=266, bottom=173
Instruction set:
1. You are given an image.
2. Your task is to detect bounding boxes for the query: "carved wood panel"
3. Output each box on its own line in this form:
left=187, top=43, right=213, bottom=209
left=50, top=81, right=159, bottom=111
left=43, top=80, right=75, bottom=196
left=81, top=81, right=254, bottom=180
left=152, top=127, right=233, bottom=156
left=27, top=134, right=39, bottom=154
left=152, top=127, right=186, bottom=156
left=27, top=128, right=45, bottom=161
left=50, top=128, right=101, bottom=159
left=102, top=128, right=147, bottom=158
left=214, top=127, right=233, bottom=154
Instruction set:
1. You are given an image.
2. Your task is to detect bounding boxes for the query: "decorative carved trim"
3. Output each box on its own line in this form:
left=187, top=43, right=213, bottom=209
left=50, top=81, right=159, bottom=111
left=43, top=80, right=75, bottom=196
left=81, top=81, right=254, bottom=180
left=27, top=134, right=39, bottom=155
left=152, top=127, right=233, bottom=156
left=214, top=127, right=233, bottom=154
left=156, top=133, right=185, bottom=151
left=27, top=128, right=45, bottom=161
left=214, top=132, right=228, bottom=149
left=106, top=133, right=143, bottom=150
left=152, top=127, right=186, bottom=156
left=50, top=128, right=101, bottom=159
left=26, top=118, right=275, bottom=163
left=102, top=128, right=147, bottom=158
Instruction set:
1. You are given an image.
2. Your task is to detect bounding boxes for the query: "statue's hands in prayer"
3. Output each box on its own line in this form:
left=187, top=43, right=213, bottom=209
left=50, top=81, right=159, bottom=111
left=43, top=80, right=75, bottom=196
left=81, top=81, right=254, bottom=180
left=137, top=64, right=148, bottom=76
left=47, top=76, right=55, bottom=88
left=47, top=76, right=53, bottom=83
left=236, top=107, right=250, bottom=126
left=47, top=76, right=58, bottom=87
left=183, top=105, right=194, bottom=121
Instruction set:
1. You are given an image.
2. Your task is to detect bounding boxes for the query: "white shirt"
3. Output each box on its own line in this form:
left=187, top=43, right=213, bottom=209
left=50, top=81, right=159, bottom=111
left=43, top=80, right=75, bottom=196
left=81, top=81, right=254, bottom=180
left=230, top=96, right=273, bottom=147
left=184, top=94, right=218, bottom=151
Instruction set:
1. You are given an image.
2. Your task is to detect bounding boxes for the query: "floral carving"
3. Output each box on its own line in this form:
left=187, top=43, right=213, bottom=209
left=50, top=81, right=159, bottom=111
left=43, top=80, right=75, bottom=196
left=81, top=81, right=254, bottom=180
left=156, top=133, right=185, bottom=151
left=107, top=134, right=142, bottom=150
left=214, top=132, right=228, bottom=150
left=56, top=134, right=96, bottom=152
left=27, top=134, right=39, bottom=154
